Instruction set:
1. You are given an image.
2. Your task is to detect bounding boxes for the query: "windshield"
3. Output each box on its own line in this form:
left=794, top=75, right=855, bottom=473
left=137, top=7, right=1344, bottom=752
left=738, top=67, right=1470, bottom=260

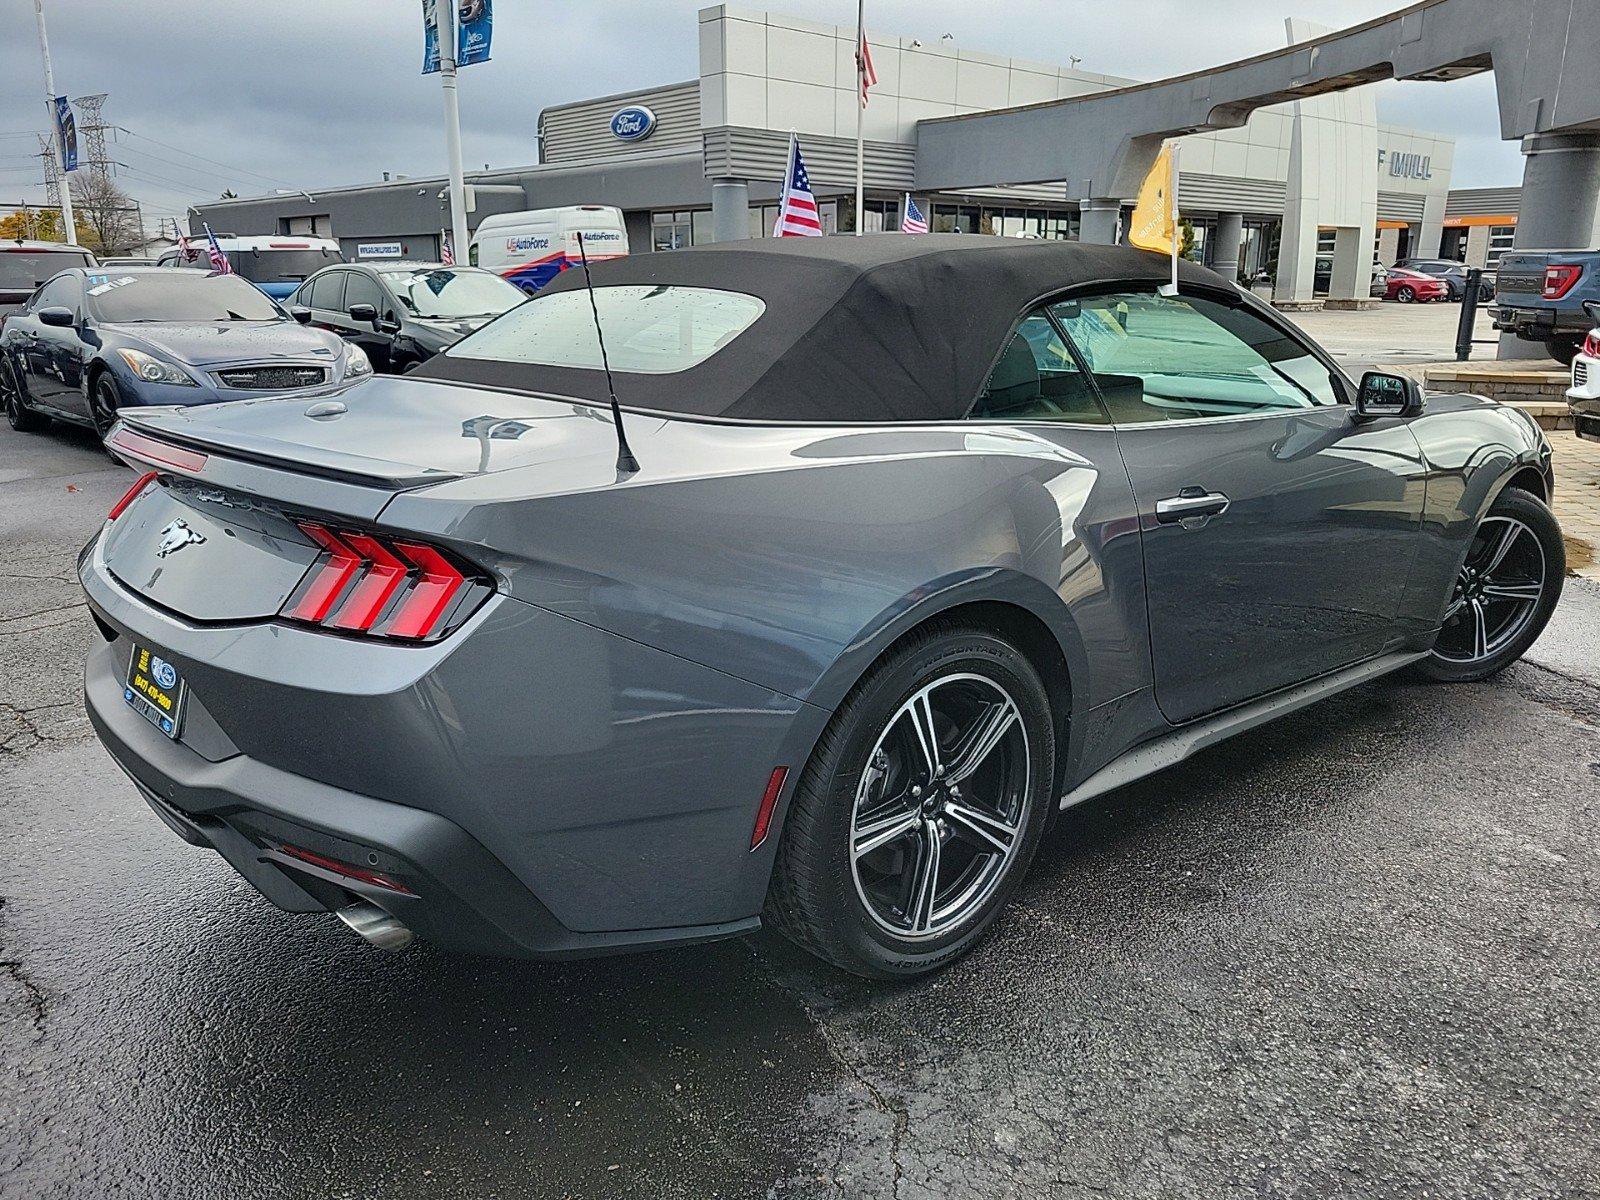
left=231, top=247, right=342, bottom=284
left=0, top=249, right=94, bottom=293
left=380, top=267, right=524, bottom=319
left=86, top=272, right=284, bottom=322
left=446, top=285, right=765, bottom=374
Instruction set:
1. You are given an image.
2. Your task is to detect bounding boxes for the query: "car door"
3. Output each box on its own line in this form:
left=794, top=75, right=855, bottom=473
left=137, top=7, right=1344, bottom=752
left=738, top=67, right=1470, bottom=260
left=337, top=270, right=393, bottom=372
left=18, top=274, right=86, bottom=416
left=304, top=269, right=347, bottom=333
left=1050, top=285, right=1428, bottom=725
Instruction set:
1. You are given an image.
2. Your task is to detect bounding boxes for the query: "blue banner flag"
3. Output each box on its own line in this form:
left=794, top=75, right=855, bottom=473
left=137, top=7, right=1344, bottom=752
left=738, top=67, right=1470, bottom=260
left=423, top=0, right=492, bottom=73
left=457, top=0, right=492, bottom=67
left=54, top=96, right=77, bottom=173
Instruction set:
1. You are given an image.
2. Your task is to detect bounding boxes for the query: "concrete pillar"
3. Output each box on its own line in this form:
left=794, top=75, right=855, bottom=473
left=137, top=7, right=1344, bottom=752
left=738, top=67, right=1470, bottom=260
left=1078, top=198, right=1120, bottom=246
left=1211, top=211, right=1244, bottom=282
left=1329, top=224, right=1373, bottom=301
left=1498, top=132, right=1600, bottom=359
left=710, top=177, right=750, bottom=243
left=1417, top=191, right=1448, bottom=262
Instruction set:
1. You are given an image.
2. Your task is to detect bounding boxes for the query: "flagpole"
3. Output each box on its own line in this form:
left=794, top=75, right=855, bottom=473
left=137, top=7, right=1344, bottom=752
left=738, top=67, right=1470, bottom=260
left=853, top=0, right=865, bottom=236
left=31, top=0, right=76, bottom=245
left=436, top=0, right=471, bottom=265
left=1169, top=142, right=1180, bottom=294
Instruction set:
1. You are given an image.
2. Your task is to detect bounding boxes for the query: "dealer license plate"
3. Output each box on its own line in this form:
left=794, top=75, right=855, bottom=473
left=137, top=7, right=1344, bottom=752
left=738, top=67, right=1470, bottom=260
left=125, top=643, right=186, bottom=739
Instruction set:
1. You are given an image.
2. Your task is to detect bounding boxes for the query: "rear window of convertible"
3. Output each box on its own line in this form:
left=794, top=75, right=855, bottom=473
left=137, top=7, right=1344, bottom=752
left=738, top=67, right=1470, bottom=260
left=444, top=284, right=765, bottom=375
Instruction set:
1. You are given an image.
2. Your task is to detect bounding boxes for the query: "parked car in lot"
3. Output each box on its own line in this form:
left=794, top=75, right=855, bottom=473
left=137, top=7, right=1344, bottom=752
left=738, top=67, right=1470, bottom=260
left=1495, top=249, right=1600, bottom=365
left=1565, top=298, right=1600, bottom=441
left=81, top=236, right=1561, bottom=979
left=1393, top=257, right=1493, bottom=301
left=1384, top=266, right=1450, bottom=303
left=469, top=205, right=627, bottom=293
left=1, top=266, right=370, bottom=440
left=290, top=261, right=525, bottom=373
left=1, top=240, right=97, bottom=314
left=158, top=235, right=343, bottom=301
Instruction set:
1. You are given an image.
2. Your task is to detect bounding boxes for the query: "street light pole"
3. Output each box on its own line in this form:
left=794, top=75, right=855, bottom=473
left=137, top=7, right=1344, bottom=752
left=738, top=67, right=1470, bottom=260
left=436, top=0, right=470, bottom=261
left=31, top=0, right=76, bottom=245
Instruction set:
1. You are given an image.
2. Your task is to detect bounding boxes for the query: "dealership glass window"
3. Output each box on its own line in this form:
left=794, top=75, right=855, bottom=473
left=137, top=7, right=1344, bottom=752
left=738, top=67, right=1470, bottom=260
left=691, top=210, right=714, bottom=246
left=281, top=214, right=331, bottom=238
left=1487, top=225, right=1516, bottom=267
left=652, top=211, right=693, bottom=252
left=1316, top=229, right=1337, bottom=255
left=1050, top=289, right=1339, bottom=423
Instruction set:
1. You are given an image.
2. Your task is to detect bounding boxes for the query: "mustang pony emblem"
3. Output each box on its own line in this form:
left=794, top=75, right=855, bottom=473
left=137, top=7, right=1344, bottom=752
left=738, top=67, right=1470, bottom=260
left=155, top=519, right=206, bottom=558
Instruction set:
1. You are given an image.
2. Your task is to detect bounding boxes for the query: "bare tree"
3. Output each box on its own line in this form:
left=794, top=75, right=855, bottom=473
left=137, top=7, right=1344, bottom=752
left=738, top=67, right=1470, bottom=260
left=73, top=170, right=142, bottom=255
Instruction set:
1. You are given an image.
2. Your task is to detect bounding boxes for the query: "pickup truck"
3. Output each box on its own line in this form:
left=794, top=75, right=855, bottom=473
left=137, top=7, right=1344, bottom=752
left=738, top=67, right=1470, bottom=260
left=1494, top=249, right=1600, bottom=364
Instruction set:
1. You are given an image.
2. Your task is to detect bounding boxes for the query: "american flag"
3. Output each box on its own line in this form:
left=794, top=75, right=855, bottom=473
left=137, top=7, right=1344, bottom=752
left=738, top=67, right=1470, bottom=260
left=440, top=233, right=455, bottom=266
left=201, top=223, right=233, bottom=274
left=175, top=230, right=194, bottom=263
left=901, top=193, right=929, bottom=234
left=857, top=30, right=877, bottom=107
left=773, top=133, right=822, bottom=238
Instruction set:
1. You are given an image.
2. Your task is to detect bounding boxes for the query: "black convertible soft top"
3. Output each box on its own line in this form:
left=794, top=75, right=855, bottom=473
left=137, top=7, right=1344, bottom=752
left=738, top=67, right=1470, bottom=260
left=414, top=234, right=1221, bottom=423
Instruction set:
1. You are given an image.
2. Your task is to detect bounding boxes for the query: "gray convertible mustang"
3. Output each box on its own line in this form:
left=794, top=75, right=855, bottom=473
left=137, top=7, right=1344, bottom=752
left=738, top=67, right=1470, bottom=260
left=79, top=236, right=1562, bottom=978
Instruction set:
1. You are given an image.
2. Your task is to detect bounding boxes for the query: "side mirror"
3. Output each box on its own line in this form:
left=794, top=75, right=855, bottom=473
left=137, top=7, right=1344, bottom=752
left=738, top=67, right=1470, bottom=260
left=1583, top=298, right=1600, bottom=325
left=37, top=306, right=74, bottom=328
left=1354, top=370, right=1423, bottom=419
left=288, top=304, right=312, bottom=324
left=347, top=302, right=378, bottom=324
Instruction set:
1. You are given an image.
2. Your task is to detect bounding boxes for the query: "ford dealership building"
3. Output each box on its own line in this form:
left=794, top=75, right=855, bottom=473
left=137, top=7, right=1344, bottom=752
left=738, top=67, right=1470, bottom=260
left=193, top=6, right=1462, bottom=293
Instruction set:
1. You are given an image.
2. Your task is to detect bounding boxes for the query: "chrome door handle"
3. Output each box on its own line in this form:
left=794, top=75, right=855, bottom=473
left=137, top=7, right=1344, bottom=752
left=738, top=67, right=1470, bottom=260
left=1155, top=489, right=1230, bottom=524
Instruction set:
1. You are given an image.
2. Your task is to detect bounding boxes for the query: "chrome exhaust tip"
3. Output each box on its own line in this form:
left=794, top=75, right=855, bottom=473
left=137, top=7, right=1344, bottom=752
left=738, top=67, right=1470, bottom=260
left=336, top=901, right=414, bottom=951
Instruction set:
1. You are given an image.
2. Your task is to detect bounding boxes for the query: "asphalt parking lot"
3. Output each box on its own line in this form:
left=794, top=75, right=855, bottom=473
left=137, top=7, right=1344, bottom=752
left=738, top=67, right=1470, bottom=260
left=4, top=359, right=1600, bottom=1198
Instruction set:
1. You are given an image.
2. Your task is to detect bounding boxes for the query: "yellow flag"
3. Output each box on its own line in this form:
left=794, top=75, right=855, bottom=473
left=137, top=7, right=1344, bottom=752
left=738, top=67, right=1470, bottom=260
left=1128, top=145, right=1176, bottom=255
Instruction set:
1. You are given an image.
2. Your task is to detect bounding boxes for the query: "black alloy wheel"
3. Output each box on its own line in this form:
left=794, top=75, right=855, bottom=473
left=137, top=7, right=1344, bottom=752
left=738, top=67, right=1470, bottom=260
left=1397, top=285, right=1416, bottom=303
left=766, top=621, right=1056, bottom=979
left=1414, top=487, right=1564, bottom=683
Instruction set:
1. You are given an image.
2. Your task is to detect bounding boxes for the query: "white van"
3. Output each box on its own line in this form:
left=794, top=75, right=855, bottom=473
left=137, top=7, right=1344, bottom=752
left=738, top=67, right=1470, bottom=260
left=157, top=235, right=343, bottom=302
left=469, top=205, right=628, bottom=294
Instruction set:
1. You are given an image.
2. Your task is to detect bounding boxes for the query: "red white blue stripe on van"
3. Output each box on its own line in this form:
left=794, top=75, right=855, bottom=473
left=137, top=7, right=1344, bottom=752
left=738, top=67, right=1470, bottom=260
left=501, top=249, right=623, bottom=294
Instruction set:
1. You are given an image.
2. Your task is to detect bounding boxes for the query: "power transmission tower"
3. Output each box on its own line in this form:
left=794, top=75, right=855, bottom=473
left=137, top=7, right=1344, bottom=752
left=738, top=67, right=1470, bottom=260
left=72, top=93, right=110, bottom=180
left=35, top=133, right=60, bottom=207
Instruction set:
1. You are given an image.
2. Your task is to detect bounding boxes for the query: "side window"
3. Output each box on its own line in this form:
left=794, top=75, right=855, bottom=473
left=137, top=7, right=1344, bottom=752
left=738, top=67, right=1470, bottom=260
left=969, top=310, right=1108, bottom=424
left=308, top=271, right=345, bottom=311
left=1048, top=290, right=1342, bottom=424
left=33, top=275, right=79, bottom=313
left=341, top=271, right=382, bottom=315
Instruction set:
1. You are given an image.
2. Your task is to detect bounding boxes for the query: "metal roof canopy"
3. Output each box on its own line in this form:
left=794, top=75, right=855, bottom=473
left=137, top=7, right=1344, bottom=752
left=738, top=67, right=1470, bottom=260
left=914, top=0, right=1600, bottom=200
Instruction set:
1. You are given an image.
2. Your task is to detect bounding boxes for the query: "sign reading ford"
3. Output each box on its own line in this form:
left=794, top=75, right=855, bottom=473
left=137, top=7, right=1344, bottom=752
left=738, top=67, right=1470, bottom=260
left=609, top=105, right=657, bottom=143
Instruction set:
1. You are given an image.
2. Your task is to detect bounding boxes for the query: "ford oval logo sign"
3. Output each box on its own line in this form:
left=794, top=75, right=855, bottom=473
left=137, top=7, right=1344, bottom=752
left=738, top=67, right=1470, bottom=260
left=609, top=105, right=657, bottom=143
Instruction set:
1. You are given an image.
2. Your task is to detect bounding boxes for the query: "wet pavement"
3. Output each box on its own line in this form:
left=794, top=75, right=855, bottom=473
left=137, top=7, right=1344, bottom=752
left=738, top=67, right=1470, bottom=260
left=3, top=421, right=1599, bottom=1199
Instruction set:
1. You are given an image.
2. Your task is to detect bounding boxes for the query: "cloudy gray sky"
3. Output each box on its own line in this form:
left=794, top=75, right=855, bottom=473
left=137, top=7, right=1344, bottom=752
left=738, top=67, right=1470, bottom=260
left=0, top=0, right=1521, bottom=231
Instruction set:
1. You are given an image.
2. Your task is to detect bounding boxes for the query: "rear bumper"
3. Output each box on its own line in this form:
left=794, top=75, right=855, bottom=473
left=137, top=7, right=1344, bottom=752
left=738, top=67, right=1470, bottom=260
left=85, top=635, right=759, bottom=957
left=1494, top=305, right=1587, bottom=340
left=79, top=527, right=826, bottom=958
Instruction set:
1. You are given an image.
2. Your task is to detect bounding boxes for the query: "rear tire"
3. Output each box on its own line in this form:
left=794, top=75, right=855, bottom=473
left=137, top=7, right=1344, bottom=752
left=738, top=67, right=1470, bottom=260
left=765, top=622, right=1056, bottom=979
left=1397, top=285, right=1416, bottom=303
left=1412, top=486, right=1564, bottom=684
left=3, top=362, right=46, bottom=432
left=1546, top=336, right=1581, bottom=367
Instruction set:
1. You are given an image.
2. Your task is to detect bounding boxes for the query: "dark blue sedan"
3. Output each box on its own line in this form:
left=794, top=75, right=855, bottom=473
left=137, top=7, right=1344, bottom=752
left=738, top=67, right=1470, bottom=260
left=0, top=267, right=370, bottom=442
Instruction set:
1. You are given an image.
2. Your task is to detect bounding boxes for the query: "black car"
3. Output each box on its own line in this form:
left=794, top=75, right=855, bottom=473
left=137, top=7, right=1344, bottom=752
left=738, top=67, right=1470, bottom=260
left=1394, top=257, right=1496, bottom=301
left=1, top=267, right=368, bottom=441
left=290, top=262, right=525, bottom=373
left=1, top=240, right=97, bottom=314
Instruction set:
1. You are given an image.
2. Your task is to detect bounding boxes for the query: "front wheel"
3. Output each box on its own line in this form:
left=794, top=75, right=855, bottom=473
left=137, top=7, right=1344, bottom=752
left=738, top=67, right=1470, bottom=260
left=765, top=622, right=1056, bottom=979
left=90, top=372, right=126, bottom=460
left=1413, top=486, right=1564, bottom=684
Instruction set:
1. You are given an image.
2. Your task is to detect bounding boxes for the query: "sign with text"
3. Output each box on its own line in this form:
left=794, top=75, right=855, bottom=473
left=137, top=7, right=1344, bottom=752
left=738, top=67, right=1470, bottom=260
left=357, top=242, right=404, bottom=259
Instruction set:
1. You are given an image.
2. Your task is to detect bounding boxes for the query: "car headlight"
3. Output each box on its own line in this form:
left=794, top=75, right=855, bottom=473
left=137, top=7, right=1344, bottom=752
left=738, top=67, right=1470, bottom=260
left=345, top=344, right=373, bottom=378
left=116, top=348, right=198, bottom=387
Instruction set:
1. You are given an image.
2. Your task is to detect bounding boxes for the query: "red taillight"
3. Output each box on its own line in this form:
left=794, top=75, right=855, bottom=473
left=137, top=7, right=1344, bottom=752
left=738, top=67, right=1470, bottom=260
left=277, top=843, right=416, bottom=895
left=107, top=470, right=158, bottom=521
left=106, top=428, right=208, bottom=474
left=1584, top=331, right=1600, bottom=359
left=750, top=766, right=789, bottom=850
left=1544, top=264, right=1583, bottom=300
left=286, top=524, right=362, bottom=623
left=282, top=521, right=482, bottom=641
